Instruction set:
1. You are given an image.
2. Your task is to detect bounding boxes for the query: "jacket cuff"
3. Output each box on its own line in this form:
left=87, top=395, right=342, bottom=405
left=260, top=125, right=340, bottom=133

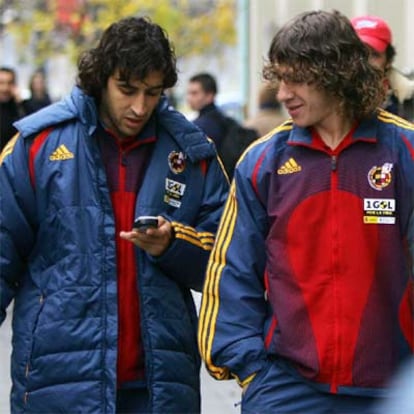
left=231, top=358, right=267, bottom=386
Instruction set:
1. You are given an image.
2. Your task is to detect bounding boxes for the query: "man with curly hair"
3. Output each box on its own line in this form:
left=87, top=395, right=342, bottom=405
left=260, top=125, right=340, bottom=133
left=0, top=16, right=228, bottom=413
left=199, top=10, right=414, bottom=413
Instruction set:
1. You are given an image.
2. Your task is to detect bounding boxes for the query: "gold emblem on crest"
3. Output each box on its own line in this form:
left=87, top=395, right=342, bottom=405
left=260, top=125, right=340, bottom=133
left=367, top=163, right=393, bottom=191
left=168, top=151, right=186, bottom=174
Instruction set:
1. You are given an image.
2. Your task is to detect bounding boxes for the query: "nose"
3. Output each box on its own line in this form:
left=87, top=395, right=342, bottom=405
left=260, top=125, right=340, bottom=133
left=131, top=93, right=146, bottom=116
left=277, top=80, right=294, bottom=102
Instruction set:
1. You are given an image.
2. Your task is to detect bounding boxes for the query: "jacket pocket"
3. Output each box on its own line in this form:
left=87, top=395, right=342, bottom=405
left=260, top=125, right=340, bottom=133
left=241, top=358, right=273, bottom=403
left=24, top=293, right=46, bottom=386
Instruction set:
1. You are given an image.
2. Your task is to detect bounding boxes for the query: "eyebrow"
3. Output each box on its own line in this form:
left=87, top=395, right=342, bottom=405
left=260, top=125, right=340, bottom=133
left=116, top=78, right=164, bottom=91
left=142, top=79, right=164, bottom=89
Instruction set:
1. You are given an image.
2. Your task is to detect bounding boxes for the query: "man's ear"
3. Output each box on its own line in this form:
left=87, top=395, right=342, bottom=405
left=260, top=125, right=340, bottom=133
left=206, top=92, right=216, bottom=104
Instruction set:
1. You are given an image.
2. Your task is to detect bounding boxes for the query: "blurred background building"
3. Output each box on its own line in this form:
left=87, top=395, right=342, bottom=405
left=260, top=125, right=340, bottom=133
left=2, top=0, right=414, bottom=120
left=247, top=0, right=414, bottom=116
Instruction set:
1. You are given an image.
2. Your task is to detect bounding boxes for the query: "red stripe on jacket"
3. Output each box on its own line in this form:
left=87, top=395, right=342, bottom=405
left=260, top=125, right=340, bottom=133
left=29, top=128, right=53, bottom=187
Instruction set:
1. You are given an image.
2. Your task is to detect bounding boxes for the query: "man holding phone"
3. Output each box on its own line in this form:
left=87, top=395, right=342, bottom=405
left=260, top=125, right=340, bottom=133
left=0, top=17, right=228, bottom=414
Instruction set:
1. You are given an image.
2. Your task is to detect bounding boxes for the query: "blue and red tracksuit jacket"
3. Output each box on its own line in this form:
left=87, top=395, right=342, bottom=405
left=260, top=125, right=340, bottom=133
left=199, top=109, right=414, bottom=397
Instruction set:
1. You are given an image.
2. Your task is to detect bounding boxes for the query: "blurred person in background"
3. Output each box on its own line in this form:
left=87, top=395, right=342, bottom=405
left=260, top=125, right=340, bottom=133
left=22, top=69, right=52, bottom=115
left=186, top=72, right=227, bottom=147
left=164, top=87, right=178, bottom=108
left=351, top=15, right=414, bottom=121
left=187, top=72, right=259, bottom=180
left=243, top=82, right=286, bottom=136
left=199, top=9, right=414, bottom=414
left=0, top=16, right=228, bottom=414
left=0, top=67, right=25, bottom=151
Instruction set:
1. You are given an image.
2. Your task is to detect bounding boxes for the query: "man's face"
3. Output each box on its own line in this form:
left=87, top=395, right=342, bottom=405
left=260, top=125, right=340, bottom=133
left=276, top=65, right=340, bottom=130
left=99, top=69, right=164, bottom=140
left=0, top=70, right=16, bottom=103
left=367, top=47, right=388, bottom=71
left=186, top=81, right=214, bottom=112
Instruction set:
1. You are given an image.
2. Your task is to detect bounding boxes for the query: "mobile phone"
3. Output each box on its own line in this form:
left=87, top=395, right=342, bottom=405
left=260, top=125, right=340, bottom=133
left=133, top=216, right=158, bottom=233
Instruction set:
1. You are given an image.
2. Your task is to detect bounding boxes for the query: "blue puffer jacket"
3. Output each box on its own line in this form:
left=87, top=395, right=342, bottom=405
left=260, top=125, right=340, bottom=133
left=0, top=87, right=229, bottom=413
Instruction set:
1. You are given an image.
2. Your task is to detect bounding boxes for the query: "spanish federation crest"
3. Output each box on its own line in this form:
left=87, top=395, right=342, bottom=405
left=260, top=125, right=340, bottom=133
left=168, top=151, right=186, bottom=174
left=367, top=163, right=393, bottom=191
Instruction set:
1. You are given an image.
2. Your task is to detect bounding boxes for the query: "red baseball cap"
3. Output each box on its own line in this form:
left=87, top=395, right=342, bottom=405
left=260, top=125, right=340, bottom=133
left=351, top=15, right=392, bottom=53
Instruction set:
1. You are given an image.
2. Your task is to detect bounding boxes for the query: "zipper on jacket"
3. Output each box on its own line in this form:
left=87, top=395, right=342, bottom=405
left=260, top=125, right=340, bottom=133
left=121, top=151, right=128, bottom=167
left=330, top=153, right=339, bottom=393
left=119, top=151, right=127, bottom=191
left=331, top=155, right=337, bottom=171
left=23, top=293, right=46, bottom=404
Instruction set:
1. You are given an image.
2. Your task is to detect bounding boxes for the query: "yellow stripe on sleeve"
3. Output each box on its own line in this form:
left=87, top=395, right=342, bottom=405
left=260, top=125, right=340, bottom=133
left=171, top=222, right=215, bottom=251
left=198, top=183, right=238, bottom=379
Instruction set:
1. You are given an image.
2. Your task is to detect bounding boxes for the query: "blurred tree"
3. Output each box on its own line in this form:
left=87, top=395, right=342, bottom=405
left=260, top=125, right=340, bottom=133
left=2, top=0, right=237, bottom=65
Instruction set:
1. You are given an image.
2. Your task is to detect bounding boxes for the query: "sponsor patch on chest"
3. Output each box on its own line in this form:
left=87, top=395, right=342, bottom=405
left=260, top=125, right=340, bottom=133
left=363, top=198, right=396, bottom=224
left=164, top=178, right=186, bottom=208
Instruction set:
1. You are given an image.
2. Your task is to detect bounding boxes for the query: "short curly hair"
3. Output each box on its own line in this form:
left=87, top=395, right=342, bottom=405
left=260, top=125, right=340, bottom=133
left=77, top=16, right=177, bottom=99
left=263, top=10, right=385, bottom=120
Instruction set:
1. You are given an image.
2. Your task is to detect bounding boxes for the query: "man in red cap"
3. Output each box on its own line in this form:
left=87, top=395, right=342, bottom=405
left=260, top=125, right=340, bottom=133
left=351, top=15, right=414, bottom=120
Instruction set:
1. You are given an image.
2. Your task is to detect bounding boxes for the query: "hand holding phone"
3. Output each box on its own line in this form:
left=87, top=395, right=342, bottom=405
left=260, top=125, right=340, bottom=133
left=133, top=216, right=159, bottom=233
left=121, top=215, right=171, bottom=256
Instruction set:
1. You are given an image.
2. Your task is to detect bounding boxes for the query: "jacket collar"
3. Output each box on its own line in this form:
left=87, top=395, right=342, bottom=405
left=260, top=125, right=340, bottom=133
left=15, top=87, right=217, bottom=162
left=287, top=112, right=379, bottom=147
left=156, top=96, right=216, bottom=162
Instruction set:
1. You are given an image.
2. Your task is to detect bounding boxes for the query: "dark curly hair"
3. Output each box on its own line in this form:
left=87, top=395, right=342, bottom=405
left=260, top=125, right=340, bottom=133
left=77, top=16, right=177, bottom=99
left=263, top=10, right=385, bottom=120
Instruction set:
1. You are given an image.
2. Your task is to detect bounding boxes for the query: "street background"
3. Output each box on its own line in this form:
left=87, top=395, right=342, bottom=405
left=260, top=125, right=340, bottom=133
left=3, top=0, right=414, bottom=120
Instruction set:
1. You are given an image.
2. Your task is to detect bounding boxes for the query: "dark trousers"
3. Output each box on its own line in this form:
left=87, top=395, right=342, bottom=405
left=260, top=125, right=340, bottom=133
left=242, top=358, right=379, bottom=414
left=116, top=388, right=150, bottom=414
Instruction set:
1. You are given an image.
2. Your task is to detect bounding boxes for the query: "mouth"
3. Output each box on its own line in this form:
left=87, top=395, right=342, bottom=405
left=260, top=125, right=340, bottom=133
left=286, top=104, right=302, bottom=118
left=125, top=117, right=144, bottom=127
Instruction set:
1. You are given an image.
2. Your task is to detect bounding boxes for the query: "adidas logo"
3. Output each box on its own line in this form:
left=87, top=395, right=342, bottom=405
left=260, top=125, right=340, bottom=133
left=49, top=144, right=74, bottom=161
left=277, top=158, right=302, bottom=175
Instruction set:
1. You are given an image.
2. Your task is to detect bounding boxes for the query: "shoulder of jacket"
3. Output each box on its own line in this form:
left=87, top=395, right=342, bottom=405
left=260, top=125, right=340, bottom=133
left=251, top=119, right=293, bottom=149
left=236, top=120, right=293, bottom=174
left=377, top=109, right=414, bottom=131
left=14, top=86, right=97, bottom=140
